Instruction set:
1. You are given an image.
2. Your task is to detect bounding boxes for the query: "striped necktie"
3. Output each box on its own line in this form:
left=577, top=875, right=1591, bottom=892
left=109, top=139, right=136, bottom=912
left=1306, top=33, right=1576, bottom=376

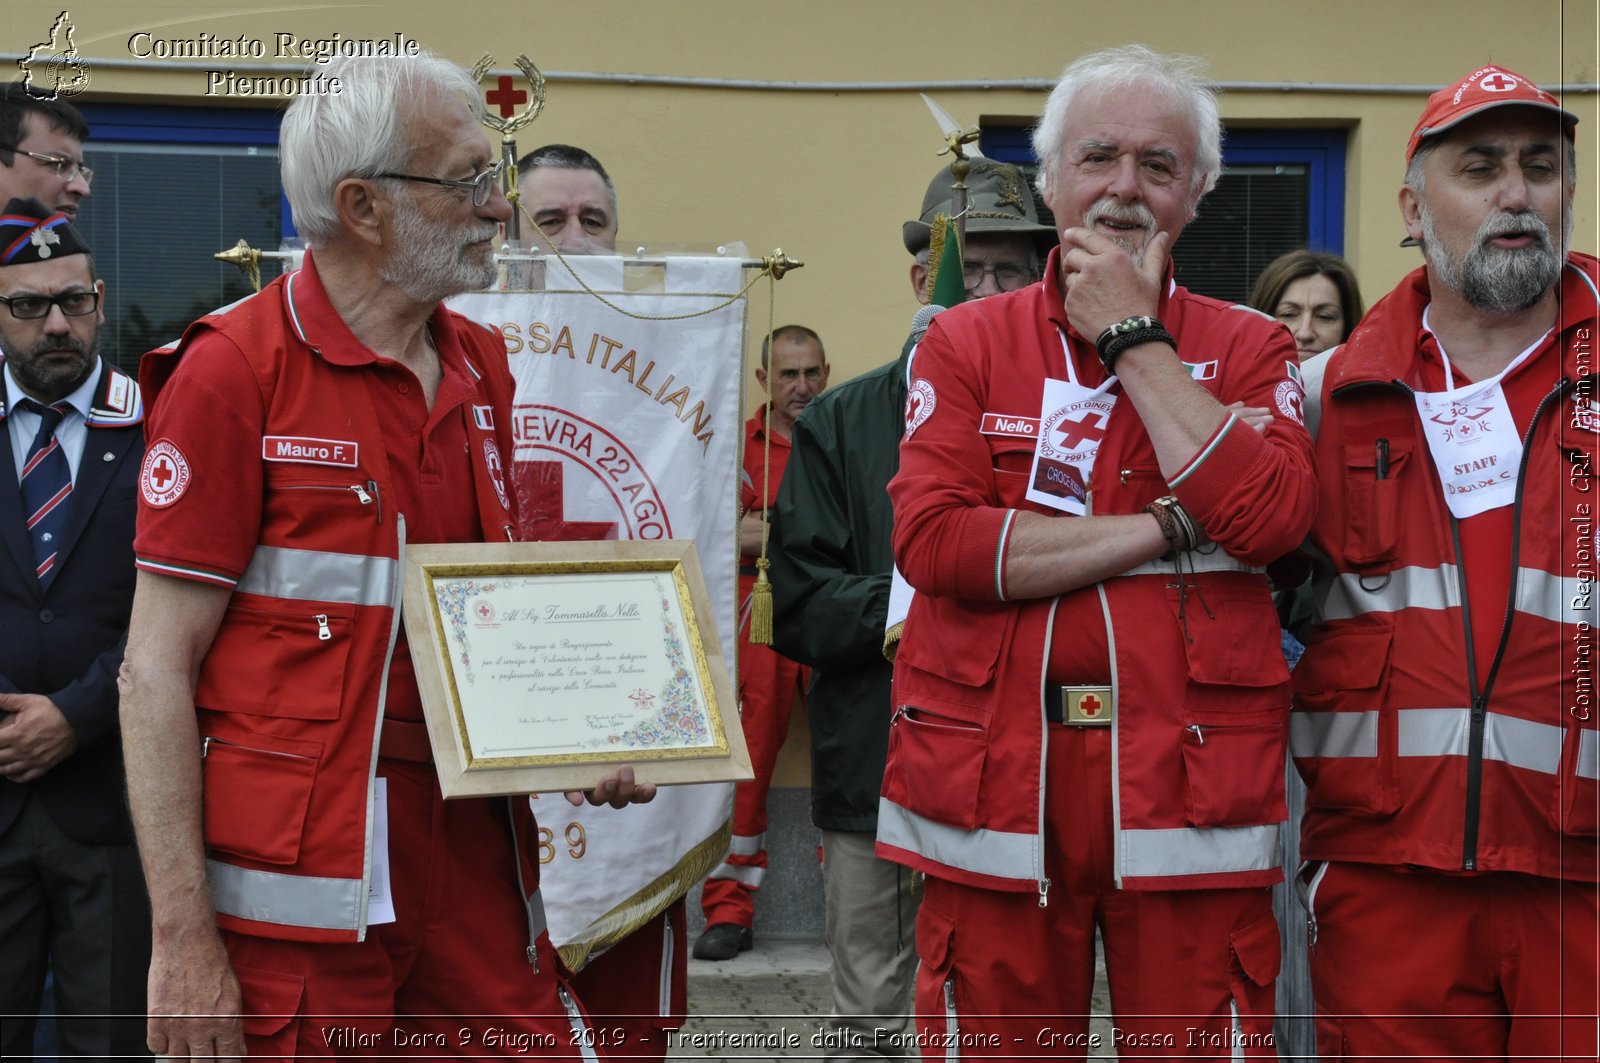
left=18, top=399, right=72, bottom=586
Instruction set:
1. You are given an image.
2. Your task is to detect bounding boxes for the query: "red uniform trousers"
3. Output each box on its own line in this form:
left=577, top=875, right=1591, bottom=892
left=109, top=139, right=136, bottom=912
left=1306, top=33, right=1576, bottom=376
left=221, top=758, right=600, bottom=1060
left=569, top=898, right=688, bottom=1063
left=700, top=572, right=807, bottom=928
left=1306, top=861, right=1599, bottom=1062
left=912, top=726, right=1281, bottom=1060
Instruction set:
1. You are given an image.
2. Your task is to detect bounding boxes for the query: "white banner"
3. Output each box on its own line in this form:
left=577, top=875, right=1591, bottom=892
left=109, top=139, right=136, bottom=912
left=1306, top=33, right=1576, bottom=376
left=450, top=253, right=745, bottom=967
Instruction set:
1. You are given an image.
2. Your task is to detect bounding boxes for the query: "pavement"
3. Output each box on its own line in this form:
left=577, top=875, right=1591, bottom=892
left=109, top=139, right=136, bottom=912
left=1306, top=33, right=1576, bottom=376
left=675, top=938, right=1117, bottom=1061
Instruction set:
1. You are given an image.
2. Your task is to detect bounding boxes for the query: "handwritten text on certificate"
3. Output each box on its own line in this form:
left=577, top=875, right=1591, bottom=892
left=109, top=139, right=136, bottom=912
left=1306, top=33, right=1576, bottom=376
left=430, top=571, right=718, bottom=761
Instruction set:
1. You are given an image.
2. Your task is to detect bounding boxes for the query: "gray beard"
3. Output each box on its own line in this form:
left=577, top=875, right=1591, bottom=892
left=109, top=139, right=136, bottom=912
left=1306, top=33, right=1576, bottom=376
left=1421, top=206, right=1567, bottom=315
left=379, top=198, right=499, bottom=304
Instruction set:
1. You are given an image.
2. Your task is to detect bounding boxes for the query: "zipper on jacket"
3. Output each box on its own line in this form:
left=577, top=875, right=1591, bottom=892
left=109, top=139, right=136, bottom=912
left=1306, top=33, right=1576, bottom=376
left=314, top=613, right=331, bottom=641
left=559, top=986, right=599, bottom=1063
left=507, top=796, right=541, bottom=970
left=943, top=979, right=960, bottom=1061
left=1457, top=377, right=1570, bottom=870
left=357, top=513, right=405, bottom=941
left=200, top=735, right=314, bottom=761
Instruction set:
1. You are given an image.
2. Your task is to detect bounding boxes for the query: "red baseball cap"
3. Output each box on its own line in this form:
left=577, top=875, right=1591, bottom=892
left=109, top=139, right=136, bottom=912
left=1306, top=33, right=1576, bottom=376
left=1407, top=64, right=1578, bottom=163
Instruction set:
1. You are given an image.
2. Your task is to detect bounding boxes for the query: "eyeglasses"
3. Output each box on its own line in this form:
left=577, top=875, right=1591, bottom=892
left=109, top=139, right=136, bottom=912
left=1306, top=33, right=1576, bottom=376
left=0, top=291, right=99, bottom=320
left=963, top=262, right=1035, bottom=293
left=375, top=159, right=505, bottom=207
left=1, top=146, right=93, bottom=185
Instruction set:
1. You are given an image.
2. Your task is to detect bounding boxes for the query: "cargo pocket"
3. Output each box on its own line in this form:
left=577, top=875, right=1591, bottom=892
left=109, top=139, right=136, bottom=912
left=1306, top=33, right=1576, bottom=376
left=1226, top=907, right=1282, bottom=1046
left=886, top=707, right=988, bottom=830
left=1341, top=439, right=1412, bottom=569
left=914, top=900, right=961, bottom=1062
left=196, top=599, right=354, bottom=719
left=234, top=964, right=307, bottom=1059
left=1178, top=591, right=1290, bottom=826
left=1292, top=624, right=1399, bottom=816
left=201, top=733, right=320, bottom=865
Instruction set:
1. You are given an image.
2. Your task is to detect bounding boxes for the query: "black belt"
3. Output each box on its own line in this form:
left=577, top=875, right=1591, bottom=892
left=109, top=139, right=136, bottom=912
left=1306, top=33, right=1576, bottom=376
left=1043, top=683, right=1115, bottom=726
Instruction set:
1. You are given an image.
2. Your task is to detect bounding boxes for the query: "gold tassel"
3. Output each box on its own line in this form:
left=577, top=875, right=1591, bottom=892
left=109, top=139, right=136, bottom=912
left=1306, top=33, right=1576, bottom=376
left=749, top=555, right=774, bottom=645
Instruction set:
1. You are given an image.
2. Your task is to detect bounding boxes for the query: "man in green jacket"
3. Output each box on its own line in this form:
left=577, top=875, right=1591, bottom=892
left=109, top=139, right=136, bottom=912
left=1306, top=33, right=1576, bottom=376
left=768, top=159, right=1052, bottom=1060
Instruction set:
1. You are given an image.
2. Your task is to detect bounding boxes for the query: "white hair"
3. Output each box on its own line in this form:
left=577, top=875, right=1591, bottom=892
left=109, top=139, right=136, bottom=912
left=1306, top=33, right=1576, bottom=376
left=1031, top=44, right=1222, bottom=202
left=280, top=53, right=484, bottom=246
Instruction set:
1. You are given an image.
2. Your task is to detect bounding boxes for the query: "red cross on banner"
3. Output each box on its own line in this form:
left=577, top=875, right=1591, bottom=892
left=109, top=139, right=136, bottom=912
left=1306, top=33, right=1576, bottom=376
left=513, top=460, right=617, bottom=541
left=1056, top=411, right=1106, bottom=450
left=486, top=76, right=528, bottom=117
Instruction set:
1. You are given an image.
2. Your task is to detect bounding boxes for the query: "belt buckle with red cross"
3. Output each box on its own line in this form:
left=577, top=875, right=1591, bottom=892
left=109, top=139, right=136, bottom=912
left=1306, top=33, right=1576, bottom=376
left=1061, top=684, right=1114, bottom=725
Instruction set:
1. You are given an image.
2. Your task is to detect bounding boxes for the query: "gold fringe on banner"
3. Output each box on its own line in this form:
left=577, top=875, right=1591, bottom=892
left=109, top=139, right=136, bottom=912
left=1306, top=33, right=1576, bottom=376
left=749, top=271, right=779, bottom=646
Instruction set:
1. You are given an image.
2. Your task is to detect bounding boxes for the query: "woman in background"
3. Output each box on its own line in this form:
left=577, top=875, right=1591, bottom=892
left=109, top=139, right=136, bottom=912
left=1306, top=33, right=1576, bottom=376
left=1249, top=248, right=1364, bottom=361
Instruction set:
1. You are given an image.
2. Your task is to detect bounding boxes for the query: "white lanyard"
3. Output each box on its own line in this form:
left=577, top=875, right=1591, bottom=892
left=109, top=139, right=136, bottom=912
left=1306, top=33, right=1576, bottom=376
left=1412, top=307, right=1545, bottom=519
left=1026, top=332, right=1118, bottom=516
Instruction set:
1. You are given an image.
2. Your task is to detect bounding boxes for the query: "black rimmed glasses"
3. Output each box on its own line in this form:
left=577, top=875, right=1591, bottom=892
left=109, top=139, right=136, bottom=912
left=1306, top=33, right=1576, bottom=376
left=963, top=262, right=1036, bottom=293
left=1, top=146, right=93, bottom=185
left=375, top=159, right=506, bottom=207
left=0, top=291, right=99, bottom=320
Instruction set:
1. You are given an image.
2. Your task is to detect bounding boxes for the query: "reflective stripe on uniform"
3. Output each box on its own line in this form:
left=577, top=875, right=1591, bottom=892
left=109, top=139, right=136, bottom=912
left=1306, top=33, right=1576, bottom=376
left=1399, top=708, right=1563, bottom=775
left=208, top=858, right=363, bottom=931
left=1291, top=711, right=1378, bottom=760
left=236, top=544, right=397, bottom=606
left=1516, top=566, right=1600, bottom=627
left=1580, top=730, right=1600, bottom=781
left=1118, top=551, right=1264, bottom=579
left=1121, top=823, right=1280, bottom=879
left=1318, top=564, right=1459, bottom=622
left=706, top=862, right=765, bottom=887
left=1317, top=563, right=1584, bottom=628
left=1295, top=707, right=1594, bottom=780
left=876, top=796, right=1035, bottom=882
left=726, top=831, right=765, bottom=857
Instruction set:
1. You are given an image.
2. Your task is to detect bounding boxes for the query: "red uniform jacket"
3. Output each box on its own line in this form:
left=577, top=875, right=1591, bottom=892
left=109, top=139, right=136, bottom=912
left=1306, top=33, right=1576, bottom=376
left=1295, top=253, right=1599, bottom=882
left=880, top=249, right=1316, bottom=894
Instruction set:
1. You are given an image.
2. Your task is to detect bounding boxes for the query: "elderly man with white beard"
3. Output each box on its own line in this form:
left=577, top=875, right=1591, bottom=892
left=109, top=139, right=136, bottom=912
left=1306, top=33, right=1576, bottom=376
left=119, top=53, right=653, bottom=1062
left=1292, top=64, right=1597, bottom=1062
left=879, top=45, right=1316, bottom=1058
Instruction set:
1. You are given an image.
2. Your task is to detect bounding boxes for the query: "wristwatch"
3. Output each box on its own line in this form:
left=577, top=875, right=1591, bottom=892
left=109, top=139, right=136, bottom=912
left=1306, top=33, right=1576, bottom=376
left=1095, top=315, right=1176, bottom=376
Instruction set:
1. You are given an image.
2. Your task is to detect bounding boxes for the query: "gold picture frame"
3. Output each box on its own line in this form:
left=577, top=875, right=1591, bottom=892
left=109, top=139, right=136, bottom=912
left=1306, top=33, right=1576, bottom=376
left=402, top=539, right=752, bottom=797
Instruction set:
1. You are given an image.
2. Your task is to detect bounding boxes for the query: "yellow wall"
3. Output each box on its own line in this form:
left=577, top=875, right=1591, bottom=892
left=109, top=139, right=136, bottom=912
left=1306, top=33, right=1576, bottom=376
left=8, top=0, right=1598, bottom=385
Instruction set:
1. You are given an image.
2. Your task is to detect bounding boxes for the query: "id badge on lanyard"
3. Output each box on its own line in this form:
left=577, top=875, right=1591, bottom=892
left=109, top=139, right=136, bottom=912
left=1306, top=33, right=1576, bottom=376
left=1412, top=312, right=1544, bottom=519
left=1026, top=332, right=1118, bottom=515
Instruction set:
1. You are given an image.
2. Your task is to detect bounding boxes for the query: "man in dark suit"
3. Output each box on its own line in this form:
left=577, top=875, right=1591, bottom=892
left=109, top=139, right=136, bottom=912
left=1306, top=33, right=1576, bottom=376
left=0, top=197, right=149, bottom=1058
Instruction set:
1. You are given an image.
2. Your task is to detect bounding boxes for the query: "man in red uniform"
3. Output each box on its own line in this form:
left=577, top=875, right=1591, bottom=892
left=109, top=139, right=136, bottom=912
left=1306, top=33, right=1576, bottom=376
left=118, top=54, right=652, bottom=1061
left=881, top=45, right=1315, bottom=1057
left=694, top=324, right=828, bottom=959
left=1294, top=64, right=1598, bottom=1061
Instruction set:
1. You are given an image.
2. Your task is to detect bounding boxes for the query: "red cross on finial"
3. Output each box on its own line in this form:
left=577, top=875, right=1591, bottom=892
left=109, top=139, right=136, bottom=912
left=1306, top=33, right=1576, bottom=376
left=486, top=76, right=528, bottom=118
left=1480, top=73, right=1518, bottom=93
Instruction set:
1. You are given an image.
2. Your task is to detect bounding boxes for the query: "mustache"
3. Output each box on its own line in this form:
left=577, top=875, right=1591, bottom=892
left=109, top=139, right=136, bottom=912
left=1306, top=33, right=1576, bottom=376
left=26, top=334, right=89, bottom=358
left=1477, top=210, right=1552, bottom=247
left=1084, top=199, right=1156, bottom=232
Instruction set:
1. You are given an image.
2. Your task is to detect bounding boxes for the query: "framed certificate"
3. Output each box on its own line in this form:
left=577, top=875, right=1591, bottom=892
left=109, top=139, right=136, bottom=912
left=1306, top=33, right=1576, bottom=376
left=402, top=540, right=753, bottom=797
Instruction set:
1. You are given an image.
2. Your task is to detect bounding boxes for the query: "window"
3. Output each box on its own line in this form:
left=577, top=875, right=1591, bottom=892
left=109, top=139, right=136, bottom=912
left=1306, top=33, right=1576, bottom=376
left=74, top=104, right=284, bottom=373
left=980, top=124, right=1349, bottom=304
